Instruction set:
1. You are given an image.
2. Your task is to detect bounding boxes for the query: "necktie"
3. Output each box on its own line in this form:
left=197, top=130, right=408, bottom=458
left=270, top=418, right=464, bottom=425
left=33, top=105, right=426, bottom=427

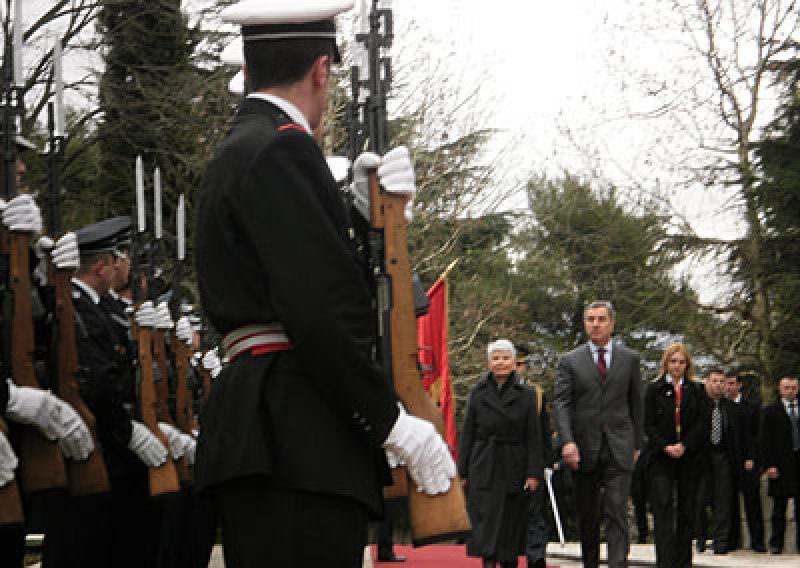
left=596, top=347, right=607, bottom=382
left=711, top=400, right=722, bottom=445
left=790, top=401, right=800, bottom=451
left=675, top=381, right=682, bottom=438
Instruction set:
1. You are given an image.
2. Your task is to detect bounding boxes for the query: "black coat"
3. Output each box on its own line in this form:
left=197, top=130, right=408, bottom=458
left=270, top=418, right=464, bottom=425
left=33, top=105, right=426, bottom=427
left=193, top=97, right=398, bottom=516
left=760, top=402, right=799, bottom=498
left=458, top=372, right=543, bottom=560
left=72, top=282, right=143, bottom=479
left=698, top=395, right=753, bottom=470
left=643, top=376, right=709, bottom=474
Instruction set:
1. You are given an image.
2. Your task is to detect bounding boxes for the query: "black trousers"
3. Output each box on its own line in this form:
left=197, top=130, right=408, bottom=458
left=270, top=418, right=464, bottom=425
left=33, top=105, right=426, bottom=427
left=730, top=466, right=765, bottom=550
left=216, top=476, right=369, bottom=568
left=0, top=526, right=25, bottom=568
left=572, top=440, right=632, bottom=568
left=695, top=450, right=733, bottom=550
left=648, top=463, right=697, bottom=568
left=376, top=497, right=405, bottom=559
left=42, top=491, right=113, bottom=568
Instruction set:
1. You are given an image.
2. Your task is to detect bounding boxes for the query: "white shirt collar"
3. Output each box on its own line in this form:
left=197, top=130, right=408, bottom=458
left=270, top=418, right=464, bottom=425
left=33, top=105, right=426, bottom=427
left=247, top=93, right=311, bottom=135
left=72, top=277, right=100, bottom=305
left=108, top=289, right=119, bottom=301
left=733, top=394, right=742, bottom=403
left=665, top=375, right=684, bottom=386
left=784, top=399, right=798, bottom=410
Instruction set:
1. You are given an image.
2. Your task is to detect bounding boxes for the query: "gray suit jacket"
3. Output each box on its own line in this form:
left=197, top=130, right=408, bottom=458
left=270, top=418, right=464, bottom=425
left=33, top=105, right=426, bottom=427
left=553, top=342, right=644, bottom=472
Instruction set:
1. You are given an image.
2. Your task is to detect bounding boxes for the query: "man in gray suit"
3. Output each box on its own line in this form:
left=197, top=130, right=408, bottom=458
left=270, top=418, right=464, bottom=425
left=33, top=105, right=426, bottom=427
left=554, top=301, right=644, bottom=568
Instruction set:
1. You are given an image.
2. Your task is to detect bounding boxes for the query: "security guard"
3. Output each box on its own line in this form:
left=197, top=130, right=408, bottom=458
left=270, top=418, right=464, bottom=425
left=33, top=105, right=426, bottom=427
left=194, top=1, right=455, bottom=566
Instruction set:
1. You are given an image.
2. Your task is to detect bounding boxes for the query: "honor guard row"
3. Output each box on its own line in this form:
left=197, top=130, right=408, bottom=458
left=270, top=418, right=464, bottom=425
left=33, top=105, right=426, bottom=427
left=0, top=132, right=221, bottom=568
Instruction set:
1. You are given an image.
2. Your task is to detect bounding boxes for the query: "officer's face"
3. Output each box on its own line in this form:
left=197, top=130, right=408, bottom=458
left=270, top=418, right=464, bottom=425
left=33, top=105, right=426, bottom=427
left=15, top=156, right=25, bottom=185
left=489, top=350, right=515, bottom=380
left=707, top=372, right=726, bottom=400
left=584, top=307, right=614, bottom=346
left=724, top=377, right=741, bottom=399
left=779, top=378, right=798, bottom=401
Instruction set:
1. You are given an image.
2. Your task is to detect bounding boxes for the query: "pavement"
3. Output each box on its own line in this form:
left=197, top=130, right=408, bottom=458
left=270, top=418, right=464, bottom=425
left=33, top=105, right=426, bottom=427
left=25, top=541, right=799, bottom=567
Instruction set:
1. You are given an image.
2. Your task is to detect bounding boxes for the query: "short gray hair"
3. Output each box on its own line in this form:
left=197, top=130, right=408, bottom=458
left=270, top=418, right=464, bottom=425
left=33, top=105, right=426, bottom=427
left=487, top=339, right=516, bottom=359
left=584, top=300, right=615, bottom=320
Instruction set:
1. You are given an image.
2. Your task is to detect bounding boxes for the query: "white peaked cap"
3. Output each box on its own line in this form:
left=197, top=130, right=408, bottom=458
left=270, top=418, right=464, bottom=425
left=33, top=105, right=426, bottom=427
left=221, top=0, right=354, bottom=25
left=221, top=38, right=244, bottom=66
left=229, top=71, right=246, bottom=95
left=325, top=156, right=351, bottom=184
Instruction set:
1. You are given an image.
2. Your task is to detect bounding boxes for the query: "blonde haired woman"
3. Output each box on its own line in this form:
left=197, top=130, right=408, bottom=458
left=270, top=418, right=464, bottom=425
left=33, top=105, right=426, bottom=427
left=643, top=343, right=709, bottom=568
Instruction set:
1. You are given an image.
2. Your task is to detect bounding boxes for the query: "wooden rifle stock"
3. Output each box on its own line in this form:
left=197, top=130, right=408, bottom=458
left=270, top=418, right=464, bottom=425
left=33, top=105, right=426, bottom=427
left=152, top=329, right=190, bottom=482
left=1, top=228, right=66, bottom=492
left=50, top=267, right=110, bottom=495
left=368, top=173, right=471, bottom=545
left=172, top=336, right=192, bottom=436
left=134, top=323, right=180, bottom=496
left=0, top=416, right=23, bottom=525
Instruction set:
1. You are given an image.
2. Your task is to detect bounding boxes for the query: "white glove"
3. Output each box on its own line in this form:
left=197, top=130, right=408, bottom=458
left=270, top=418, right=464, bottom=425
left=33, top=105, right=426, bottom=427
left=383, top=405, right=455, bottom=495
left=157, top=422, right=185, bottom=459
left=351, top=146, right=416, bottom=222
left=0, top=430, right=18, bottom=487
left=1, top=194, right=42, bottom=233
left=128, top=421, right=168, bottom=467
left=385, top=448, right=406, bottom=468
left=135, top=301, right=157, bottom=328
left=202, top=348, right=222, bottom=379
left=175, top=316, right=193, bottom=344
left=5, top=381, right=93, bottom=459
left=51, top=232, right=80, bottom=270
left=155, top=302, right=173, bottom=330
left=181, top=433, right=197, bottom=465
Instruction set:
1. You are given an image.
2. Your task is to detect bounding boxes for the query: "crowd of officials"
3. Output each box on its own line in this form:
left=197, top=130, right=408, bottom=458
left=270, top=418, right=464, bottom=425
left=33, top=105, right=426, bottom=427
left=458, top=302, right=800, bottom=568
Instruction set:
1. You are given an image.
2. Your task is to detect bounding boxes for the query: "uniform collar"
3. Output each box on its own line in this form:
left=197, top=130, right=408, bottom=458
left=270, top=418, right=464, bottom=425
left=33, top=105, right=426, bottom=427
left=247, top=92, right=311, bottom=134
left=71, top=277, right=100, bottom=304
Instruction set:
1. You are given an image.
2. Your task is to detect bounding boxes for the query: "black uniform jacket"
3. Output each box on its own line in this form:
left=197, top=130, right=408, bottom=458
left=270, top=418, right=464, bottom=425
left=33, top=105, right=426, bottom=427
left=698, top=394, right=753, bottom=470
left=73, top=282, right=142, bottom=479
left=643, top=375, right=709, bottom=473
left=760, top=402, right=799, bottom=498
left=736, top=396, right=762, bottom=466
left=194, top=97, right=398, bottom=515
left=0, top=378, right=7, bottom=415
left=458, top=373, right=543, bottom=558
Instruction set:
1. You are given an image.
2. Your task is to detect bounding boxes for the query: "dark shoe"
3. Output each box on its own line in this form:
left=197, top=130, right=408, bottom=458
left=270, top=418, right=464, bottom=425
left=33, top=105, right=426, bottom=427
left=696, top=540, right=706, bottom=553
left=528, top=559, right=546, bottom=568
left=482, top=560, right=497, bottom=568
left=770, top=547, right=782, bottom=554
left=752, top=544, right=767, bottom=553
left=713, top=545, right=728, bottom=555
left=377, top=553, right=407, bottom=562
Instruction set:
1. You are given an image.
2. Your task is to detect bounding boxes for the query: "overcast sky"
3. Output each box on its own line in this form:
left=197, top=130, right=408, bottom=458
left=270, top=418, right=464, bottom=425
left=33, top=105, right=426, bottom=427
left=18, top=0, right=795, bottom=302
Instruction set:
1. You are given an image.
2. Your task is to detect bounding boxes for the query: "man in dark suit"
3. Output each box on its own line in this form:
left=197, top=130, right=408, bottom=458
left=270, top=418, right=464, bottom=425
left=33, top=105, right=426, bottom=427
left=760, top=377, right=800, bottom=554
left=518, top=347, right=554, bottom=568
left=193, top=2, right=455, bottom=567
left=725, top=373, right=765, bottom=552
left=694, top=369, right=752, bottom=555
left=553, top=301, right=644, bottom=568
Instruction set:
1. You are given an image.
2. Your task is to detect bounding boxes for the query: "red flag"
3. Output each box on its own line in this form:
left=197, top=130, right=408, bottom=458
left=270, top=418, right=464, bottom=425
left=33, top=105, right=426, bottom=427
left=417, top=277, right=457, bottom=459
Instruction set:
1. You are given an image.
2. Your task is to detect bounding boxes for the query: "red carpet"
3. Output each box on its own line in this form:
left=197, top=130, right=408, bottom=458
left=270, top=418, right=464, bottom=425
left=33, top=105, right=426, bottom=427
left=370, top=545, right=560, bottom=567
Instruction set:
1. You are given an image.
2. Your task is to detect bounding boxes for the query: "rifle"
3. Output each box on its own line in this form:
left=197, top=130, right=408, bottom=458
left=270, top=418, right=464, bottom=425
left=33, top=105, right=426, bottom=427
left=45, top=86, right=110, bottom=496
left=0, top=417, right=23, bottom=525
left=152, top=326, right=190, bottom=481
left=170, top=195, right=193, bottom=438
left=132, top=156, right=179, bottom=497
left=351, top=0, right=470, bottom=545
left=0, top=5, right=66, bottom=494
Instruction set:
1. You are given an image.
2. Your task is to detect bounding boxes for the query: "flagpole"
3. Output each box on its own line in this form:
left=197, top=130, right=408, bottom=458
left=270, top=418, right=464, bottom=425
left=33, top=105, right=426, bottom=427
left=438, top=258, right=460, bottom=283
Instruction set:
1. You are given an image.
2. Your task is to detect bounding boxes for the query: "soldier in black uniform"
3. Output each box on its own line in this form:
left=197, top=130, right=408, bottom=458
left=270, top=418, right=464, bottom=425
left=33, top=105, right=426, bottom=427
left=41, top=218, right=169, bottom=568
left=0, top=135, right=93, bottom=568
left=194, top=2, right=456, bottom=567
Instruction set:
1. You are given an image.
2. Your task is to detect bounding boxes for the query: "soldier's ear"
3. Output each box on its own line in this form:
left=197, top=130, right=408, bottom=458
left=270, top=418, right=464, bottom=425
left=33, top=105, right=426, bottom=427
left=310, top=55, right=331, bottom=89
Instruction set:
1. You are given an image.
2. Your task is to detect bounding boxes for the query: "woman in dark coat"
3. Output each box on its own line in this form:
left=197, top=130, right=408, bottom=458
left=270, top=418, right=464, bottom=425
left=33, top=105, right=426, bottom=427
left=643, top=343, right=709, bottom=568
left=459, top=339, right=543, bottom=568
